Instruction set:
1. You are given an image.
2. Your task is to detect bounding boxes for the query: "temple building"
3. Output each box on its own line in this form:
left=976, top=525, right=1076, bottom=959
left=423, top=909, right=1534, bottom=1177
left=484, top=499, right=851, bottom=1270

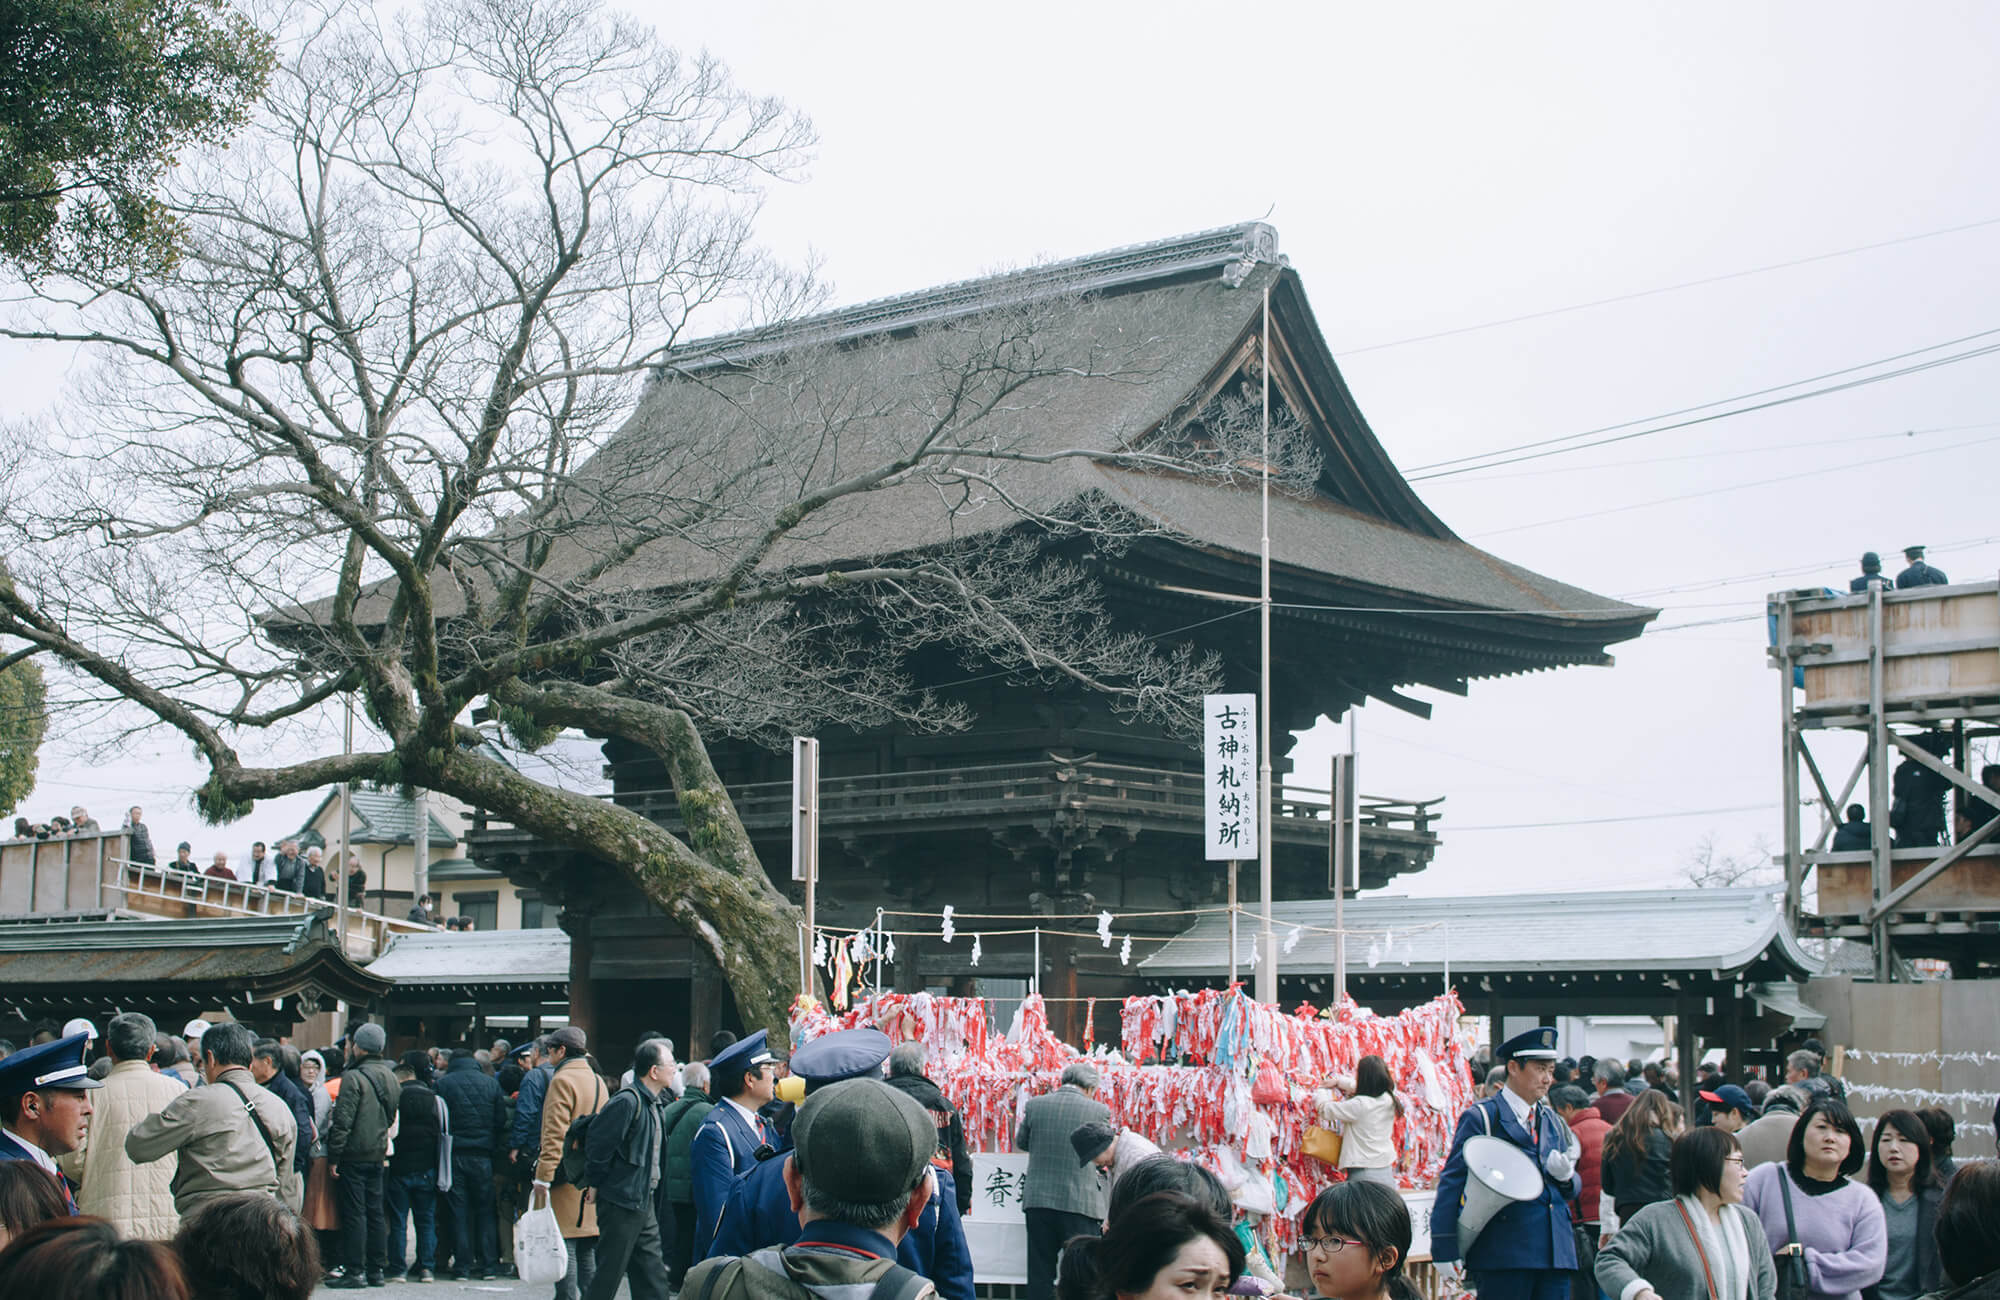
left=466, top=223, right=1655, bottom=1058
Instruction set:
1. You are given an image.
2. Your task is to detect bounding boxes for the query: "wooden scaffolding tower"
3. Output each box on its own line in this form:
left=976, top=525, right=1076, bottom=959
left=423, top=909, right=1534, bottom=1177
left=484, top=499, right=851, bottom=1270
left=1770, top=578, right=2000, bottom=979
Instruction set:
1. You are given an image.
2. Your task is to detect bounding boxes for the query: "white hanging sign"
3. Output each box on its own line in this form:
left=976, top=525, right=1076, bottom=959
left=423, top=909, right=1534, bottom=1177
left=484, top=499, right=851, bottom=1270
left=1204, top=693, right=1258, bottom=860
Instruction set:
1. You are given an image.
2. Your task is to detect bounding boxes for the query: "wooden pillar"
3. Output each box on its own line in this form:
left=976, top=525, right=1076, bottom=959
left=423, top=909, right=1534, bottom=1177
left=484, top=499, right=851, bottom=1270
left=1724, top=985, right=1747, bottom=1086
left=1676, top=993, right=1700, bottom=1128
left=690, top=961, right=724, bottom=1053
left=566, top=917, right=597, bottom=1044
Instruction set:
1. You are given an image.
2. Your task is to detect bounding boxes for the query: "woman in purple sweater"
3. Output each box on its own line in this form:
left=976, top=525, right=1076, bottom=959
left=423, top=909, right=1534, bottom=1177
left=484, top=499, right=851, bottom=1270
left=1742, top=1099, right=1885, bottom=1300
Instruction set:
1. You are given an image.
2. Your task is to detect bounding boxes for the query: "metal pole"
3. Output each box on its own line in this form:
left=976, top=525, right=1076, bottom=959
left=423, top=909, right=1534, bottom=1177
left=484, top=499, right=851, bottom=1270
left=1256, top=280, right=1276, bottom=1004
left=412, top=786, right=430, bottom=922
left=1866, top=587, right=1893, bottom=981
left=1442, top=918, right=1451, bottom=996
left=793, top=737, right=819, bottom=996
left=1033, top=926, right=1041, bottom=997
left=338, top=697, right=353, bottom=948
left=1777, top=595, right=1802, bottom=933
left=1228, top=862, right=1239, bottom=986
left=1332, top=749, right=1347, bottom=1009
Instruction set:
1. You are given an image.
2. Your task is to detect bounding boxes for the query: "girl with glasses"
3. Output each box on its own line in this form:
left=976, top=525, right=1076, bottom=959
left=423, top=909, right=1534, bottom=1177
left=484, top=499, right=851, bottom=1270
left=1298, top=1180, right=1419, bottom=1300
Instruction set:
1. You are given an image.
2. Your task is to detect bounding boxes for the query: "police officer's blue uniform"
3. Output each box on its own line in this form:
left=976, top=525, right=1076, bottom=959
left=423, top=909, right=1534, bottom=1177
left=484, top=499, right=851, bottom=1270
left=1431, top=1027, right=1579, bottom=1300
left=690, top=1030, right=777, bottom=1256
left=0, top=1031, right=104, bottom=1214
left=705, top=1028, right=976, bottom=1300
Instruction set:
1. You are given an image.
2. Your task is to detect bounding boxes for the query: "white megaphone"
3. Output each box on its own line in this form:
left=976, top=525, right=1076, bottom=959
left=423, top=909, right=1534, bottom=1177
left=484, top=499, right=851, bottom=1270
left=1454, top=1135, right=1542, bottom=1257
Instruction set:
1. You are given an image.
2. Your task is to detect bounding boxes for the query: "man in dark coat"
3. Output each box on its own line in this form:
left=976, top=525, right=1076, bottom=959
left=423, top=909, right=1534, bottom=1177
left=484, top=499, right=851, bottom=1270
left=883, top=1041, right=973, bottom=1217
left=583, top=1039, right=674, bottom=1300
left=434, top=1047, right=509, bottom=1279
left=1895, top=544, right=1949, bottom=588
left=1833, top=804, right=1874, bottom=851
left=325, top=1022, right=401, bottom=1288
left=1850, top=551, right=1892, bottom=593
left=252, top=1040, right=316, bottom=1176
left=659, top=1061, right=714, bottom=1287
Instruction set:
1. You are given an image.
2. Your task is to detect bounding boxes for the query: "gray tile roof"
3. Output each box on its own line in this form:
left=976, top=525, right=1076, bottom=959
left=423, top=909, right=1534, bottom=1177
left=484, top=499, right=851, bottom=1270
left=366, top=927, right=569, bottom=986
left=1139, top=887, right=1819, bottom=978
left=314, top=223, right=1651, bottom=672
left=298, top=788, right=459, bottom=848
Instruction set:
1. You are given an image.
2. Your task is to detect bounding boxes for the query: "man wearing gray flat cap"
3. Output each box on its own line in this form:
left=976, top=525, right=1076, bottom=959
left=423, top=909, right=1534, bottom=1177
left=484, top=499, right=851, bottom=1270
left=683, top=1077, right=936, bottom=1300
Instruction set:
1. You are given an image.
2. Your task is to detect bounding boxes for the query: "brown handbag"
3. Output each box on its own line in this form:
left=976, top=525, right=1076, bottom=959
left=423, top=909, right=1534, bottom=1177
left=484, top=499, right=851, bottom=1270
left=1302, top=1123, right=1344, bottom=1165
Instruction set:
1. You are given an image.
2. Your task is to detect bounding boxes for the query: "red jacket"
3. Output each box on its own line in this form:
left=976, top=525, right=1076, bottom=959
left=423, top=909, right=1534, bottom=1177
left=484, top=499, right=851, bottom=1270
left=1568, top=1105, right=1611, bottom=1223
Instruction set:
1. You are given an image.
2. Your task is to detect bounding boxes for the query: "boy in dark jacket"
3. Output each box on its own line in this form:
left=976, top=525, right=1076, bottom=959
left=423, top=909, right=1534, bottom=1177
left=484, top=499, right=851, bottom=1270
left=435, top=1047, right=509, bottom=1279
left=386, top=1052, right=443, bottom=1282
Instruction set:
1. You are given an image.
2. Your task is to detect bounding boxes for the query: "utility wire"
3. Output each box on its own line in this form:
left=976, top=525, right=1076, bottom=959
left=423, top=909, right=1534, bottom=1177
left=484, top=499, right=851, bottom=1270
left=1471, top=430, right=2000, bottom=538
left=1421, top=421, right=2000, bottom=483
left=1450, top=802, right=1774, bottom=831
left=1407, top=324, right=2000, bottom=478
left=1617, top=533, right=2000, bottom=600
left=1336, top=214, right=2000, bottom=356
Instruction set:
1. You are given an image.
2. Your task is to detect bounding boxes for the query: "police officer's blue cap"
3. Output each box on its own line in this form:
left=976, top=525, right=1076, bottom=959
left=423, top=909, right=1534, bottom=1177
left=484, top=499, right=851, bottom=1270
left=0, top=1031, right=104, bottom=1095
left=1498, top=1026, right=1559, bottom=1061
left=790, top=1028, right=892, bottom=1091
left=710, top=1029, right=776, bottom=1089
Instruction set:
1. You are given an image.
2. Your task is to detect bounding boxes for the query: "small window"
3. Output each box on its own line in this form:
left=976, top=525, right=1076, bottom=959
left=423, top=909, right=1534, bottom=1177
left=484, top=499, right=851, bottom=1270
left=520, top=892, right=557, bottom=929
left=456, top=890, right=498, bottom=931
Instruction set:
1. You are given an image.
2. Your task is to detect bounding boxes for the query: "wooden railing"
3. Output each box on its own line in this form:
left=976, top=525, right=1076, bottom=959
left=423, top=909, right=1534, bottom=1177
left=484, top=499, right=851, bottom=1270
left=103, top=857, right=434, bottom=960
left=0, top=832, right=434, bottom=959
left=472, top=757, right=1441, bottom=841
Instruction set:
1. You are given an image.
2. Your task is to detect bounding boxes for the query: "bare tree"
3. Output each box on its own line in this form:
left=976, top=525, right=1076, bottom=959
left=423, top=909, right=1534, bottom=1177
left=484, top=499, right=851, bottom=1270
left=1681, top=832, right=1780, bottom=889
left=0, top=0, right=1309, bottom=1032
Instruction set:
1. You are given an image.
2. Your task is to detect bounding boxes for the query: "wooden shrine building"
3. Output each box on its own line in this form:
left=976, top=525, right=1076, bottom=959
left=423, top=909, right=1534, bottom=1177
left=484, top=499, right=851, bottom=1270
left=468, top=223, right=1656, bottom=1058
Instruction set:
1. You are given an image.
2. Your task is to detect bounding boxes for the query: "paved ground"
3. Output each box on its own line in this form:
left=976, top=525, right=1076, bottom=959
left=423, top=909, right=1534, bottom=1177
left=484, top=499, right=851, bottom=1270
left=341, top=1271, right=655, bottom=1298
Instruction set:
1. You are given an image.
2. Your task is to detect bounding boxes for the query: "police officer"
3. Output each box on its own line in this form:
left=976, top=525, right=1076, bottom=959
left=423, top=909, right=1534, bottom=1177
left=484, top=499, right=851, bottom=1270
left=1895, top=545, right=1949, bottom=589
left=706, top=1028, right=975, bottom=1300
left=1850, top=552, right=1892, bottom=593
left=1432, top=1027, right=1581, bottom=1300
left=690, top=1029, right=779, bottom=1257
left=0, top=1030, right=104, bottom=1213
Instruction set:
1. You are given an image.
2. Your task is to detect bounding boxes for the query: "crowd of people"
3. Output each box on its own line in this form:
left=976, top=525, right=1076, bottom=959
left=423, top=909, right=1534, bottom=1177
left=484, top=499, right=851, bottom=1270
left=2, top=1012, right=1996, bottom=1300
left=1431, top=1030, right=1999, bottom=1300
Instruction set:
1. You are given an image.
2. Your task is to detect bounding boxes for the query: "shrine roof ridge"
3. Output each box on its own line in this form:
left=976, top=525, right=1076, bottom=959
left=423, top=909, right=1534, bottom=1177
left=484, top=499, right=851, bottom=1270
left=656, top=222, right=1281, bottom=374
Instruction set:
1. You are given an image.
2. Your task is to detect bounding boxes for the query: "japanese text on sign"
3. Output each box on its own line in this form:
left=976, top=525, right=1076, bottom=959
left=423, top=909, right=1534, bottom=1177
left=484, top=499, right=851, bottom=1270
left=1203, top=693, right=1258, bottom=860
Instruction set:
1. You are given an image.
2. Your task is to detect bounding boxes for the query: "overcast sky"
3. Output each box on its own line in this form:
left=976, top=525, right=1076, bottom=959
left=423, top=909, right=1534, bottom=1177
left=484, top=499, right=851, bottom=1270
left=11, top=2, right=2000, bottom=902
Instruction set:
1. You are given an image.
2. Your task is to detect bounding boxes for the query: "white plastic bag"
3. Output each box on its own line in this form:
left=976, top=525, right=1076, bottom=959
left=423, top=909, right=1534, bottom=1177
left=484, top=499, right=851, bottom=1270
left=514, top=1188, right=568, bottom=1285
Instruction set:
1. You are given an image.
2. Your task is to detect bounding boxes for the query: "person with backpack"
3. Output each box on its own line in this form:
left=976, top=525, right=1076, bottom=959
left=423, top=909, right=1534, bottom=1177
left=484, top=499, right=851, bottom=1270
left=683, top=1076, right=940, bottom=1300
left=582, top=1038, right=676, bottom=1300
left=533, top=1026, right=605, bottom=1300
left=323, top=1022, right=401, bottom=1288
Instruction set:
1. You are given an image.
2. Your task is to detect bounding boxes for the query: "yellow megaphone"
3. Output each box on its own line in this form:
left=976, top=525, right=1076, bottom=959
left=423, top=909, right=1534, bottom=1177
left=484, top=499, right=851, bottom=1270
left=776, top=1075, right=806, bottom=1105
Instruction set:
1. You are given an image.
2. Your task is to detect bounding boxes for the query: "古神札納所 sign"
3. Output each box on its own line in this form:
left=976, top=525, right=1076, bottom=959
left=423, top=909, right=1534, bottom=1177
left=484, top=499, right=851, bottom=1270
left=1204, top=693, right=1258, bottom=860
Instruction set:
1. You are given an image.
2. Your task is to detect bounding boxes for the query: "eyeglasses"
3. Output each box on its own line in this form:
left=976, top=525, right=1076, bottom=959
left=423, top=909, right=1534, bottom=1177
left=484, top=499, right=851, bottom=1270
left=1300, top=1236, right=1367, bottom=1254
left=1723, top=1156, right=1746, bottom=1166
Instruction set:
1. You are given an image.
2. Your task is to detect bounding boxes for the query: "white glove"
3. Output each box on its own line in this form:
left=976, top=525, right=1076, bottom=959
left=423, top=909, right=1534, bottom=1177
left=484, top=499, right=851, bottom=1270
left=1543, top=1146, right=1575, bottom=1181
left=1439, top=1261, right=1466, bottom=1291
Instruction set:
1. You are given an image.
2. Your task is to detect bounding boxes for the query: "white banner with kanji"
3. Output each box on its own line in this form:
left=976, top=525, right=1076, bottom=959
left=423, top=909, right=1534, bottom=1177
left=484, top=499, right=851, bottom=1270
left=1203, top=693, right=1258, bottom=859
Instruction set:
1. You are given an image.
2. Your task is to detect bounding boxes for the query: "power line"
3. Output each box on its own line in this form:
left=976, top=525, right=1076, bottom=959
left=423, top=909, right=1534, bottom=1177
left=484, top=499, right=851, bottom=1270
left=1336, top=214, right=2000, bottom=356
left=1419, top=421, right=2000, bottom=483
left=1406, top=324, right=2000, bottom=479
left=1617, top=533, right=2000, bottom=601
left=1471, top=430, right=2000, bottom=538
left=1450, top=802, right=1774, bottom=831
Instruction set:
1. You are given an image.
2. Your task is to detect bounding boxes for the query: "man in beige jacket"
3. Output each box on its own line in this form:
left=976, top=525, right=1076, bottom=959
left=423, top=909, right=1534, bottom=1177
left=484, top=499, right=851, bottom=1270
left=59, top=1012, right=183, bottom=1238
left=126, top=1020, right=300, bottom=1213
